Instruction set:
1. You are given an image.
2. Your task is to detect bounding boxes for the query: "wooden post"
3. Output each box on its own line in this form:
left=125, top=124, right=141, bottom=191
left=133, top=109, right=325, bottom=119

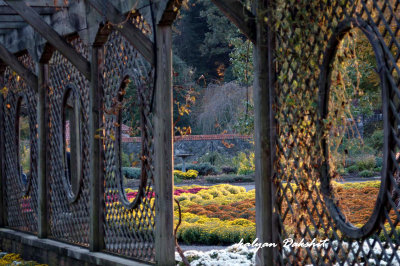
left=37, top=62, right=48, bottom=238
left=154, top=25, right=175, bottom=265
left=89, top=45, right=104, bottom=252
left=254, top=0, right=276, bottom=265
left=0, top=90, right=4, bottom=227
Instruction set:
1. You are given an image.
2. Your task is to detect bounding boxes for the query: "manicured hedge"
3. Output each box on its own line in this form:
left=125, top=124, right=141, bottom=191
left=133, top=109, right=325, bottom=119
left=122, top=167, right=141, bottom=179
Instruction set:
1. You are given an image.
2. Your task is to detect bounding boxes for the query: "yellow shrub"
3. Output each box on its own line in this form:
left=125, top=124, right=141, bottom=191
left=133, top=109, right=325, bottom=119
left=174, top=169, right=199, bottom=179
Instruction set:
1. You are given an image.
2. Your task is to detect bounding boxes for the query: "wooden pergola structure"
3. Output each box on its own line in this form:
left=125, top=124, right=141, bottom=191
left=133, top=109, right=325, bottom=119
left=2, top=0, right=397, bottom=265
left=0, top=0, right=275, bottom=265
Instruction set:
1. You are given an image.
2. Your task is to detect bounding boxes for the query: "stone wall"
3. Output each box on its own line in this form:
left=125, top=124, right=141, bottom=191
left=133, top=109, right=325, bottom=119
left=121, top=134, right=254, bottom=164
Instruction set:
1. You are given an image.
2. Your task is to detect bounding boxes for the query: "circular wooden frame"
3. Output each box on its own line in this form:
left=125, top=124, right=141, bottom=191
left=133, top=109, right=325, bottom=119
left=61, top=85, right=83, bottom=204
left=15, top=93, right=32, bottom=197
left=318, top=18, right=391, bottom=239
left=115, top=75, right=148, bottom=210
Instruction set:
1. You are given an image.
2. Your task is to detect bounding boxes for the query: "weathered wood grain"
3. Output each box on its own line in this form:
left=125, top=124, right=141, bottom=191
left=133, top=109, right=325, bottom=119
left=37, top=62, right=48, bottom=238
left=253, top=0, right=275, bottom=265
left=89, top=45, right=104, bottom=252
left=86, top=0, right=154, bottom=64
left=154, top=25, right=175, bottom=265
left=0, top=42, right=37, bottom=91
left=5, top=0, right=91, bottom=80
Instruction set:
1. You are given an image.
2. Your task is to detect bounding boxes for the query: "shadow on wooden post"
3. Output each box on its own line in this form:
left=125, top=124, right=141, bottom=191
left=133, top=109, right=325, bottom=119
left=154, top=24, right=175, bottom=265
left=89, top=45, right=104, bottom=252
left=253, top=0, right=278, bottom=265
left=37, top=62, right=49, bottom=238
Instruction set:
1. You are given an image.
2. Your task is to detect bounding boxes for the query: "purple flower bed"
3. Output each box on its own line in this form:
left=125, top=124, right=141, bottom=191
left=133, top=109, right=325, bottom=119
left=174, top=187, right=208, bottom=196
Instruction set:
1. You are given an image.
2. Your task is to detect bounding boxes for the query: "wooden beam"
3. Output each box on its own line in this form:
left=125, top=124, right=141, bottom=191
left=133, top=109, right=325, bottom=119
left=37, top=62, right=48, bottom=238
left=158, top=0, right=182, bottom=26
left=154, top=25, right=174, bottom=265
left=0, top=15, right=25, bottom=21
left=86, top=0, right=154, bottom=64
left=0, top=22, right=26, bottom=29
left=5, top=0, right=91, bottom=80
left=0, top=0, right=67, bottom=6
left=211, top=0, right=256, bottom=43
left=0, top=6, right=59, bottom=15
left=0, top=43, right=37, bottom=91
left=0, top=29, right=11, bottom=34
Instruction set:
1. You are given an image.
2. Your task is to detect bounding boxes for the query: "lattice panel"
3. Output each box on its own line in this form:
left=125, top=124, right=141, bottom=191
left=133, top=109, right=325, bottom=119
left=48, top=36, right=90, bottom=245
left=102, top=30, right=155, bottom=262
left=2, top=54, right=38, bottom=233
left=274, top=0, right=400, bottom=264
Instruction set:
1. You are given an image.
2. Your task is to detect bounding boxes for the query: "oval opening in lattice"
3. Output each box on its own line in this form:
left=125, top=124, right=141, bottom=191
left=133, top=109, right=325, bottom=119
left=319, top=18, right=390, bottom=239
left=16, top=95, right=31, bottom=194
left=116, top=76, right=146, bottom=209
left=62, top=86, right=83, bottom=203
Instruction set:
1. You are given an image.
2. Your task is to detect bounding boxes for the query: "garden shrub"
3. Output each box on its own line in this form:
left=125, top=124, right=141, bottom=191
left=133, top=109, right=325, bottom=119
left=337, top=167, right=348, bottom=175
left=345, top=158, right=356, bottom=167
left=346, top=164, right=359, bottom=173
left=366, top=129, right=384, bottom=153
left=233, top=152, right=255, bottom=175
left=226, top=186, right=244, bottom=194
left=333, top=180, right=381, bottom=189
left=197, top=190, right=213, bottom=200
left=176, top=195, right=189, bottom=202
left=121, top=151, right=131, bottom=167
left=356, top=155, right=376, bottom=171
left=122, top=167, right=141, bottom=179
left=359, top=170, right=375, bottom=178
left=176, top=214, right=256, bottom=245
left=207, top=189, right=223, bottom=198
left=221, top=165, right=237, bottom=174
left=174, top=175, right=183, bottom=184
left=174, top=169, right=199, bottom=180
left=205, top=174, right=254, bottom=183
left=198, top=151, right=231, bottom=167
left=373, top=166, right=382, bottom=173
left=375, top=156, right=383, bottom=168
left=174, top=163, right=217, bottom=176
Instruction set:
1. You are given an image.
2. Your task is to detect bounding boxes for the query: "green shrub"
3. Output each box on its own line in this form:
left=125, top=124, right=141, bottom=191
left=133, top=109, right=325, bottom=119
left=359, top=169, right=375, bottom=178
left=373, top=166, right=382, bottom=173
left=233, top=152, right=255, bottom=175
left=346, top=164, right=359, bottom=173
left=366, top=129, right=384, bottom=153
left=205, top=174, right=254, bottom=183
left=174, top=175, right=183, bottom=184
left=356, top=155, right=376, bottom=171
left=177, top=224, right=255, bottom=245
left=340, top=137, right=375, bottom=157
left=198, top=151, right=230, bottom=166
left=345, top=158, right=356, bottom=167
left=337, top=167, right=348, bottom=175
left=122, top=167, right=141, bottom=179
left=375, top=157, right=383, bottom=168
left=174, top=163, right=217, bottom=176
left=221, top=165, right=237, bottom=174
left=121, top=152, right=130, bottom=167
